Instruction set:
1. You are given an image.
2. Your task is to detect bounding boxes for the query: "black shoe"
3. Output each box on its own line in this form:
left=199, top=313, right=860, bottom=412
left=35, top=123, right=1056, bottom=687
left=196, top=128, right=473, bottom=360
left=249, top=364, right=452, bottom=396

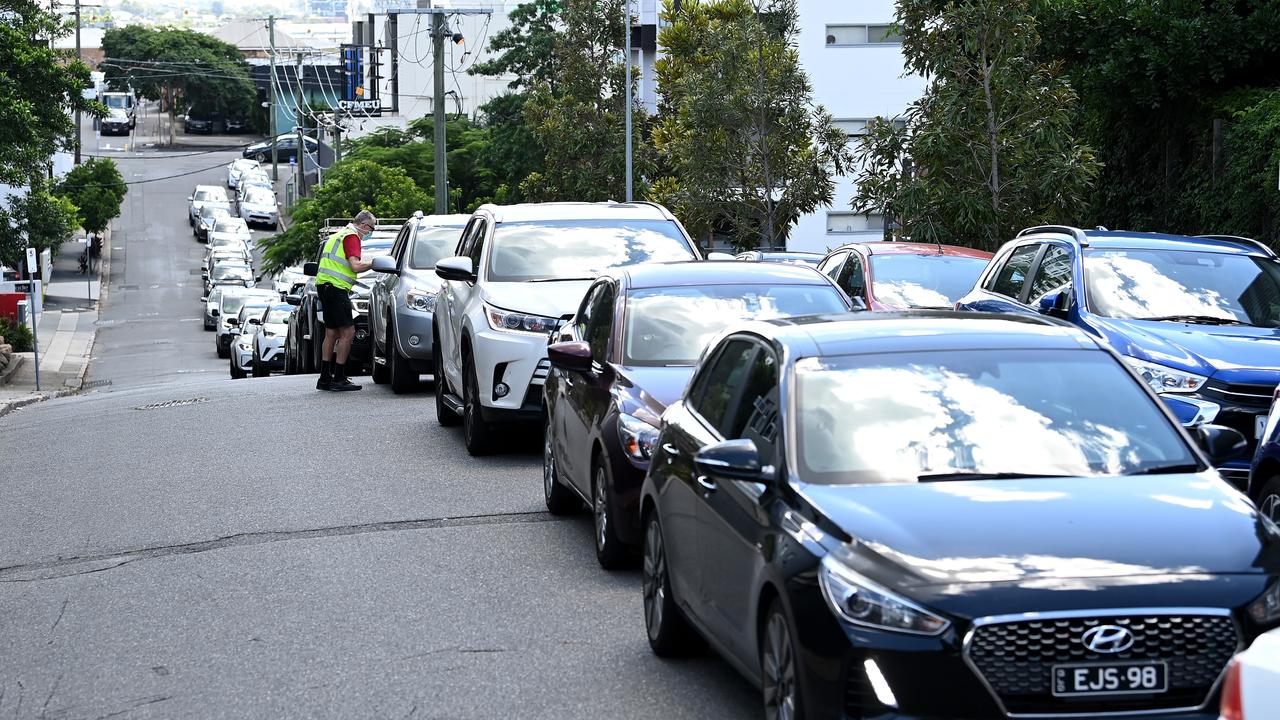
left=330, top=378, right=362, bottom=391
left=316, top=376, right=333, bottom=390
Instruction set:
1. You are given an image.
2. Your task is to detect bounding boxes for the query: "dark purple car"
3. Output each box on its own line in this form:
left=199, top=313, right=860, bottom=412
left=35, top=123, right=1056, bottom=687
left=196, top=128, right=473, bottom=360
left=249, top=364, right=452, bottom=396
left=541, top=261, right=851, bottom=568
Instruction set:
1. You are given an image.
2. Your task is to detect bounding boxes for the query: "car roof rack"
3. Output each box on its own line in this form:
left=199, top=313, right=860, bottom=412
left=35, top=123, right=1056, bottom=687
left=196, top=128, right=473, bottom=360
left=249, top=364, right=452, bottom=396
left=1016, top=225, right=1090, bottom=245
left=1195, top=234, right=1277, bottom=258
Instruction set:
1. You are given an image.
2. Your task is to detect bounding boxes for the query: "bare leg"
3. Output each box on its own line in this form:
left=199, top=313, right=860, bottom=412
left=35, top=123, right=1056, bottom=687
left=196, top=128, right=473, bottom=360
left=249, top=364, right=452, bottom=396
left=335, top=326, right=356, bottom=365
left=322, top=327, right=338, bottom=362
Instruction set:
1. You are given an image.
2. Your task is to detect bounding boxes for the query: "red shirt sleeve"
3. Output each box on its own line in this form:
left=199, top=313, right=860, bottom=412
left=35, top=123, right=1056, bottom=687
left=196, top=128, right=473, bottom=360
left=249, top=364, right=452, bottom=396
left=342, top=233, right=362, bottom=260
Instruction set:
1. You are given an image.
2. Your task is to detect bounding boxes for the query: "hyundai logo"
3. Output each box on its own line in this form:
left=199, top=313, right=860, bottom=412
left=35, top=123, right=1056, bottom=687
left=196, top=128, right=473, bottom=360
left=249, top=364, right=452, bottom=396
left=1081, top=625, right=1135, bottom=654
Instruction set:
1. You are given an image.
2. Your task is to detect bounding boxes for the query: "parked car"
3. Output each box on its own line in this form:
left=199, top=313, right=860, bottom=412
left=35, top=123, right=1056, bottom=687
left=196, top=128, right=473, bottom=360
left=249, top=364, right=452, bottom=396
left=283, top=279, right=317, bottom=375
left=237, top=186, right=279, bottom=229
left=242, top=133, right=318, bottom=164
left=206, top=217, right=253, bottom=255
left=432, top=201, right=703, bottom=455
left=227, top=302, right=272, bottom=378
left=816, top=241, right=993, bottom=311
left=211, top=288, right=276, bottom=359
left=273, top=266, right=308, bottom=300
left=542, top=261, right=851, bottom=568
left=202, top=231, right=252, bottom=275
left=955, top=226, right=1280, bottom=488
left=1247, top=388, right=1280, bottom=522
left=1221, top=627, right=1280, bottom=720
left=368, top=212, right=469, bottom=393
left=734, top=250, right=824, bottom=266
left=203, top=286, right=224, bottom=331
left=100, top=90, right=136, bottom=129
left=224, top=116, right=249, bottom=133
left=187, top=185, right=231, bottom=226
left=100, top=108, right=132, bottom=136
left=639, top=310, right=1273, bottom=720
left=226, top=159, right=261, bottom=189
left=250, top=303, right=295, bottom=377
left=236, top=170, right=273, bottom=200
left=184, top=107, right=215, bottom=134
left=205, top=260, right=257, bottom=297
left=194, top=204, right=232, bottom=242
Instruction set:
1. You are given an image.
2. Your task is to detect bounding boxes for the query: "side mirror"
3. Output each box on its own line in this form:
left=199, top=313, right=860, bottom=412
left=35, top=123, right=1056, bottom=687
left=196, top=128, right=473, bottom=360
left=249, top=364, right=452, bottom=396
left=694, top=439, right=764, bottom=481
left=200, top=295, right=209, bottom=302
left=547, top=340, right=592, bottom=372
left=850, top=296, right=868, bottom=312
left=706, top=252, right=735, bottom=261
left=226, top=317, right=240, bottom=326
left=248, top=317, right=261, bottom=325
left=255, top=275, right=263, bottom=283
left=1193, top=424, right=1248, bottom=464
left=303, top=262, right=318, bottom=277
left=210, top=309, right=220, bottom=317
left=285, top=294, right=302, bottom=306
left=1037, top=289, right=1072, bottom=320
left=436, top=256, right=477, bottom=283
left=187, top=196, right=193, bottom=201
left=371, top=255, right=399, bottom=275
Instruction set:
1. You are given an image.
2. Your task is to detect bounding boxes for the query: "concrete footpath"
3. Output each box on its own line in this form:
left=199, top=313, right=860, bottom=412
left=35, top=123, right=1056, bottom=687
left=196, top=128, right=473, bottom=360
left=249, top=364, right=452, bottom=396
left=0, top=232, right=109, bottom=418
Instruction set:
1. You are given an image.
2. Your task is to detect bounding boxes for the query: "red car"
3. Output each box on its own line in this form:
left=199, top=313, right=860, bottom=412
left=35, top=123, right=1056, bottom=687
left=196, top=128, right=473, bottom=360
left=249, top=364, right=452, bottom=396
left=817, top=241, right=994, bottom=310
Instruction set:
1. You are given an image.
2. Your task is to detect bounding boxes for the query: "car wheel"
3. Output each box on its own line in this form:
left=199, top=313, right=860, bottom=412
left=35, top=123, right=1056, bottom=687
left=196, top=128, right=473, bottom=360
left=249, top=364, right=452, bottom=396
left=543, top=414, right=579, bottom=515
left=461, top=352, right=494, bottom=456
left=761, top=601, right=803, bottom=720
left=1258, top=477, right=1280, bottom=523
left=217, top=341, right=230, bottom=360
left=252, top=352, right=269, bottom=377
left=593, top=458, right=631, bottom=569
left=643, top=512, right=699, bottom=657
left=371, top=327, right=390, bottom=385
left=284, top=342, right=295, bottom=374
left=389, top=323, right=419, bottom=394
left=433, top=327, right=461, bottom=427
left=230, top=356, right=245, bottom=379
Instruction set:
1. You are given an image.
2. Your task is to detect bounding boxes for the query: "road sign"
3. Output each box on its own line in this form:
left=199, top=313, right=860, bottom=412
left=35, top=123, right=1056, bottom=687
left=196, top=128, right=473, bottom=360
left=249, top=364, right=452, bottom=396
left=337, top=99, right=381, bottom=111
left=26, top=247, right=36, bottom=274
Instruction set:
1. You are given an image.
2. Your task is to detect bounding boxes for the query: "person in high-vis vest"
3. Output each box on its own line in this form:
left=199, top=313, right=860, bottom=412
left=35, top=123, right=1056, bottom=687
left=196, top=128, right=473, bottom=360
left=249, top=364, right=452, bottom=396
left=315, top=210, right=377, bottom=391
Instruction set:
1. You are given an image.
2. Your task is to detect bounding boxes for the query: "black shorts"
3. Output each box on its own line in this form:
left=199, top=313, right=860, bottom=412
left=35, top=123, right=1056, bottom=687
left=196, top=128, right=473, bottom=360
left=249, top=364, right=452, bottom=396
left=316, top=282, right=354, bottom=328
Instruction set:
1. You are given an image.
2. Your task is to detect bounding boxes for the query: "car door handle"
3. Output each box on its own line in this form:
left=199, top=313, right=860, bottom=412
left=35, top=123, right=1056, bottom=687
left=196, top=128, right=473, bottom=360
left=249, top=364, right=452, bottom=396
left=696, top=475, right=717, bottom=492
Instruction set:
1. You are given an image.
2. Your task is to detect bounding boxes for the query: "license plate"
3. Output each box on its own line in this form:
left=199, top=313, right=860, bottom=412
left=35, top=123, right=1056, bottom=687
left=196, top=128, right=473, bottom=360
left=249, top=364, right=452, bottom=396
left=1052, top=662, right=1167, bottom=697
left=1257, top=414, right=1269, bottom=439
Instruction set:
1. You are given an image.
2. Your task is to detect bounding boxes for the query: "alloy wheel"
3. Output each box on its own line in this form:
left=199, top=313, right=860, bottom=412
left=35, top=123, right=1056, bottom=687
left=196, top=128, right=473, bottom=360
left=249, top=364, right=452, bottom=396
left=642, top=519, right=666, bottom=641
left=543, top=429, right=557, bottom=502
left=1262, top=493, right=1280, bottom=522
left=762, top=611, right=798, bottom=720
left=594, top=466, right=609, bottom=553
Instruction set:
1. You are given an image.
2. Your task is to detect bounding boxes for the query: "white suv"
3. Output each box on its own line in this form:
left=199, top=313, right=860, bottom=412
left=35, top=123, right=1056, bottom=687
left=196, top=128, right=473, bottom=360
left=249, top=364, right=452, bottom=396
left=433, top=202, right=702, bottom=455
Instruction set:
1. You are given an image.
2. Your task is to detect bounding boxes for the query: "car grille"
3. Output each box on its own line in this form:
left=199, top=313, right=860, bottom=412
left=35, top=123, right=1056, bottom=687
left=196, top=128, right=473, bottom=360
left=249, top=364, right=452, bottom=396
left=843, top=666, right=879, bottom=718
left=530, top=358, right=551, bottom=387
left=966, top=612, right=1238, bottom=715
left=1201, top=380, right=1276, bottom=410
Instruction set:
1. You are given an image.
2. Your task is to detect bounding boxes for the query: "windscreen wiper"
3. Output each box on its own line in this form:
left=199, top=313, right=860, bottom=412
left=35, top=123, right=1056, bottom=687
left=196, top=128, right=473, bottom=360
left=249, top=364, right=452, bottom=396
left=1123, top=463, right=1203, bottom=476
left=1142, top=314, right=1246, bottom=325
left=917, top=472, right=1072, bottom=482
left=528, top=276, right=598, bottom=283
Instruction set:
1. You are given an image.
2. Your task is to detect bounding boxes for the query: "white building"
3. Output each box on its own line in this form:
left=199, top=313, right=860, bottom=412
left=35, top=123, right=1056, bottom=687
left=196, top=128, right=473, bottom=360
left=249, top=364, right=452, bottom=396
left=788, top=0, right=924, bottom=253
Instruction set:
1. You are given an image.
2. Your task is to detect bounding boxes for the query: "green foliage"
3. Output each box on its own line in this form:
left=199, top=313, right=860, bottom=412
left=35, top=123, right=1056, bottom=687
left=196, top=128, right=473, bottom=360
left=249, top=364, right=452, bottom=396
left=852, top=0, right=1099, bottom=250
left=477, top=94, right=543, bottom=204
left=654, top=0, right=850, bottom=250
left=260, top=160, right=429, bottom=274
left=0, top=181, right=80, bottom=269
left=102, top=26, right=254, bottom=120
left=1034, top=0, right=1280, bottom=240
left=58, top=158, right=127, bottom=235
left=0, top=0, right=104, bottom=185
left=0, top=315, right=34, bottom=353
left=469, top=0, right=563, bottom=93
left=520, top=0, right=647, bottom=202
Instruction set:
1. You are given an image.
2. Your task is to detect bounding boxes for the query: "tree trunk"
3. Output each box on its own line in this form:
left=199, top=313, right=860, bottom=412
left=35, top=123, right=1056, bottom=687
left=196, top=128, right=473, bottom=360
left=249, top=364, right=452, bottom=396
left=980, top=22, right=1001, bottom=244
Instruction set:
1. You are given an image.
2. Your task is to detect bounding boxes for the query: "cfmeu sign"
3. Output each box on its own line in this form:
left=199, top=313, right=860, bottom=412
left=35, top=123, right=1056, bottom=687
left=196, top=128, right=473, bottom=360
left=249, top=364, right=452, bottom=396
left=337, top=99, right=382, bottom=114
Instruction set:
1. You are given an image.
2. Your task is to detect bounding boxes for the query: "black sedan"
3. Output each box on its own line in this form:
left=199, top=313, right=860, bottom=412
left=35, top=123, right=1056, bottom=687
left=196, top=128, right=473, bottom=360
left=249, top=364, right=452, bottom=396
left=640, top=311, right=1280, bottom=720
left=543, top=262, right=850, bottom=568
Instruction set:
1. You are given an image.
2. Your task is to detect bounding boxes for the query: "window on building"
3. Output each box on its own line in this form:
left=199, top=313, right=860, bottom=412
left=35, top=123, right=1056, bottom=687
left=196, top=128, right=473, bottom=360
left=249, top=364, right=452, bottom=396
left=826, top=24, right=902, bottom=46
left=827, top=213, right=885, bottom=234
left=834, top=117, right=907, bottom=139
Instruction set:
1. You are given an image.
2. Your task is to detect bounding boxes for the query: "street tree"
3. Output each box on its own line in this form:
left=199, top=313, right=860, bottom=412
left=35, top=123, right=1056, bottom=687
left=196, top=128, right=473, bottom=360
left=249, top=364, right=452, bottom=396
left=0, top=0, right=103, bottom=185
left=58, top=158, right=127, bottom=236
left=0, top=182, right=80, bottom=269
left=469, top=0, right=563, bottom=93
left=653, top=0, right=850, bottom=250
left=852, top=0, right=1099, bottom=250
left=520, top=0, right=645, bottom=203
left=260, top=160, right=430, bottom=274
left=101, top=26, right=254, bottom=144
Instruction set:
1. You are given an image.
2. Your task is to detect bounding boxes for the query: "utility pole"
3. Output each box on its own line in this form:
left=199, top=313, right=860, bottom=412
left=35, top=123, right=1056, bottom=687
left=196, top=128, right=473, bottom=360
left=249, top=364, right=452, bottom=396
left=623, top=0, right=633, bottom=202
left=432, top=10, right=447, bottom=214
left=74, top=0, right=82, bottom=165
left=296, top=52, right=306, bottom=197
left=268, top=15, right=279, bottom=180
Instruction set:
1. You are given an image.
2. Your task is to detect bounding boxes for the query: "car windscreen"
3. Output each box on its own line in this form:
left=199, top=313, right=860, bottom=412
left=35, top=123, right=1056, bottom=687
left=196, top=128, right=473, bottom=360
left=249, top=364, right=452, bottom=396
left=869, top=254, right=990, bottom=308
left=220, top=295, right=249, bottom=314
left=213, top=265, right=251, bottom=281
left=213, top=220, right=249, bottom=235
left=795, top=349, right=1196, bottom=484
left=104, top=95, right=127, bottom=110
left=194, top=190, right=221, bottom=203
left=201, top=205, right=230, bottom=219
left=243, top=190, right=274, bottom=206
left=486, top=219, right=695, bottom=282
left=624, top=284, right=847, bottom=367
left=264, top=308, right=292, bottom=324
left=410, top=226, right=464, bottom=270
left=1084, top=248, right=1280, bottom=326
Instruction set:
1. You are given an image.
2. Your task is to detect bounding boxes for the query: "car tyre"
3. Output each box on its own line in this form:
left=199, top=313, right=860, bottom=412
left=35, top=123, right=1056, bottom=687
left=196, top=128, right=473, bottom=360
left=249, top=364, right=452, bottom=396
left=643, top=512, right=699, bottom=657
left=461, top=352, right=494, bottom=456
left=284, top=340, right=296, bottom=374
left=593, top=458, right=631, bottom=569
left=1258, top=477, right=1280, bottom=523
left=543, top=415, right=579, bottom=515
left=217, top=341, right=230, bottom=360
left=761, top=601, right=804, bottom=720
left=433, top=326, right=461, bottom=427
left=252, top=351, right=269, bottom=377
left=389, top=324, right=419, bottom=394
left=371, top=331, right=390, bottom=385
left=229, top=355, right=245, bottom=379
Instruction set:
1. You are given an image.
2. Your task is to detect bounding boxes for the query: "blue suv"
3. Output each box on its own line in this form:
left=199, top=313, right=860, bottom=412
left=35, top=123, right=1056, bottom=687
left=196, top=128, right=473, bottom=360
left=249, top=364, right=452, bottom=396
left=956, top=225, right=1280, bottom=487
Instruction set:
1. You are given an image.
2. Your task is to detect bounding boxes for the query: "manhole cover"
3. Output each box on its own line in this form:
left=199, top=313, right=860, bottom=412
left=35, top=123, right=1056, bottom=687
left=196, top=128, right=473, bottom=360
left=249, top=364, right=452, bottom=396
left=133, top=397, right=208, bottom=411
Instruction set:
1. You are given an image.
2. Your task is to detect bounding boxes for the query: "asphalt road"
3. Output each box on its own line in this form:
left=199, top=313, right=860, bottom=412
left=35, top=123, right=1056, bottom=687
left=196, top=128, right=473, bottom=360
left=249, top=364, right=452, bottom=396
left=0, top=127, right=760, bottom=718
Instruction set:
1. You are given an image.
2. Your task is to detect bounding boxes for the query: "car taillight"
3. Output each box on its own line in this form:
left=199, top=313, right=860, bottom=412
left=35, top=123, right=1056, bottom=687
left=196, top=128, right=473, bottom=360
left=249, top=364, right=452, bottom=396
left=1220, top=656, right=1244, bottom=720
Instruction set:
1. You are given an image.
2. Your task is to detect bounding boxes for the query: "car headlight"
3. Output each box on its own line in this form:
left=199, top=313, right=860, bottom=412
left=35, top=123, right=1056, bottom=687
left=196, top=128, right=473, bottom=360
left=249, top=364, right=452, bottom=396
left=618, top=413, right=660, bottom=462
left=819, top=545, right=949, bottom=635
left=1248, top=580, right=1280, bottom=625
left=238, top=339, right=252, bottom=350
left=485, top=304, right=558, bottom=334
left=352, top=299, right=369, bottom=314
left=1123, top=356, right=1207, bottom=394
left=406, top=290, right=437, bottom=312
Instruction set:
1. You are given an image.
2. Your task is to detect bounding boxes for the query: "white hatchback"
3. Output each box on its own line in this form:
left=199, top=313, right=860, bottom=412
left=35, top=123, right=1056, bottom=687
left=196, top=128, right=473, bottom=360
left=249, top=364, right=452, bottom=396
left=1221, top=626, right=1280, bottom=719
